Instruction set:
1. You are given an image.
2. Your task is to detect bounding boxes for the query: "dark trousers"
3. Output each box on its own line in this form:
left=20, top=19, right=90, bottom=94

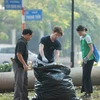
left=13, top=61, right=29, bottom=100
left=81, top=59, right=94, bottom=93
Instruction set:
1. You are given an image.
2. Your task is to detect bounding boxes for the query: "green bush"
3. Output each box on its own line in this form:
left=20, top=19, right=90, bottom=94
left=0, top=64, right=12, bottom=72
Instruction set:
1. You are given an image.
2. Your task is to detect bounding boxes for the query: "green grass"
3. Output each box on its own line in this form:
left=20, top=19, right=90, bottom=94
left=0, top=91, right=34, bottom=100
left=76, top=86, right=100, bottom=100
left=0, top=86, right=100, bottom=100
left=0, top=92, right=13, bottom=100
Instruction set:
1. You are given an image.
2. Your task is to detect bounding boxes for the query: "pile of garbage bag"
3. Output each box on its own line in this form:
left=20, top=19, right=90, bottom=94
left=32, top=64, right=80, bottom=100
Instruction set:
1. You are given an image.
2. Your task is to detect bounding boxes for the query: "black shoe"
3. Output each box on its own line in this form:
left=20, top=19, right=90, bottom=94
left=80, top=93, right=91, bottom=99
left=85, top=94, right=91, bottom=98
left=80, top=93, right=87, bottom=98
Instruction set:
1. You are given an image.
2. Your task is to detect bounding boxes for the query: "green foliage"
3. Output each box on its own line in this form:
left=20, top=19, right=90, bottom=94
left=74, top=0, right=100, bottom=47
left=0, top=0, right=100, bottom=54
left=0, top=64, right=12, bottom=72
left=0, top=32, right=8, bottom=40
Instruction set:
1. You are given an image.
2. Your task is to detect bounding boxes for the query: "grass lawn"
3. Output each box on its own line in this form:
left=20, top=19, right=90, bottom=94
left=76, top=86, right=100, bottom=100
left=0, top=86, right=100, bottom=100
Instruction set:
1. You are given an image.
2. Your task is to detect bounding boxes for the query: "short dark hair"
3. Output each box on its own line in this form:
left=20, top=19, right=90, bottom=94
left=22, top=29, right=33, bottom=35
left=76, top=25, right=87, bottom=32
left=53, top=26, right=64, bottom=36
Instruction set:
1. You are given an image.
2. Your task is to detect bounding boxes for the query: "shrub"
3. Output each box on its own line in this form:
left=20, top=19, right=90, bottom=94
left=0, top=63, right=12, bottom=72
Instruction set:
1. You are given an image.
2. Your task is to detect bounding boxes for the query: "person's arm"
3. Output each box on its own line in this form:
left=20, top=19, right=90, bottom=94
left=39, top=43, right=48, bottom=62
left=54, top=40, right=62, bottom=63
left=54, top=50, right=60, bottom=62
left=87, top=44, right=94, bottom=58
left=83, top=35, right=93, bottom=64
left=16, top=53, right=28, bottom=71
left=39, top=43, right=45, bottom=57
left=85, top=35, right=94, bottom=58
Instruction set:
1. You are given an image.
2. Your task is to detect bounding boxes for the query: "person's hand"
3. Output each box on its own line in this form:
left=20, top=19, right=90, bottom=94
left=42, top=56, right=48, bottom=63
left=83, top=56, right=89, bottom=64
left=23, top=64, right=28, bottom=71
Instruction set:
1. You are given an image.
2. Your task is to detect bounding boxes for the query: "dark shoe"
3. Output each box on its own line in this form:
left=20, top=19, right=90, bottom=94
left=80, top=93, right=87, bottom=98
left=80, top=93, right=91, bottom=99
left=85, top=94, right=91, bottom=98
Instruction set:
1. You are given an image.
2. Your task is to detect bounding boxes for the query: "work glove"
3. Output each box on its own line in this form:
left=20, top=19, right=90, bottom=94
left=83, top=56, right=89, bottom=64
left=42, top=56, right=48, bottom=63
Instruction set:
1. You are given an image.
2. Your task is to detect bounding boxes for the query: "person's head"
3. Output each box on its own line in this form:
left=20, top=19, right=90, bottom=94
left=51, top=26, right=64, bottom=40
left=22, top=29, right=33, bottom=41
left=76, top=25, right=87, bottom=36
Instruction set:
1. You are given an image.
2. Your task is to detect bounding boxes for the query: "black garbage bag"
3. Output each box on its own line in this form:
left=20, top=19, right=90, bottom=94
left=33, top=64, right=79, bottom=100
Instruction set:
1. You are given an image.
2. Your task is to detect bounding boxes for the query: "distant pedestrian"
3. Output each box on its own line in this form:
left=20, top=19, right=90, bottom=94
left=13, top=29, right=33, bottom=100
left=76, top=25, right=94, bottom=99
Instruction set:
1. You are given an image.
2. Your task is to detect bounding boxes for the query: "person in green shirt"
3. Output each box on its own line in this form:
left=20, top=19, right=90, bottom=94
left=76, top=25, right=94, bottom=99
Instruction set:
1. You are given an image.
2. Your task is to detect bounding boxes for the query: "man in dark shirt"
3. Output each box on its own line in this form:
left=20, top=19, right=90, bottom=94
left=37, top=26, right=64, bottom=66
left=13, top=29, right=33, bottom=100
